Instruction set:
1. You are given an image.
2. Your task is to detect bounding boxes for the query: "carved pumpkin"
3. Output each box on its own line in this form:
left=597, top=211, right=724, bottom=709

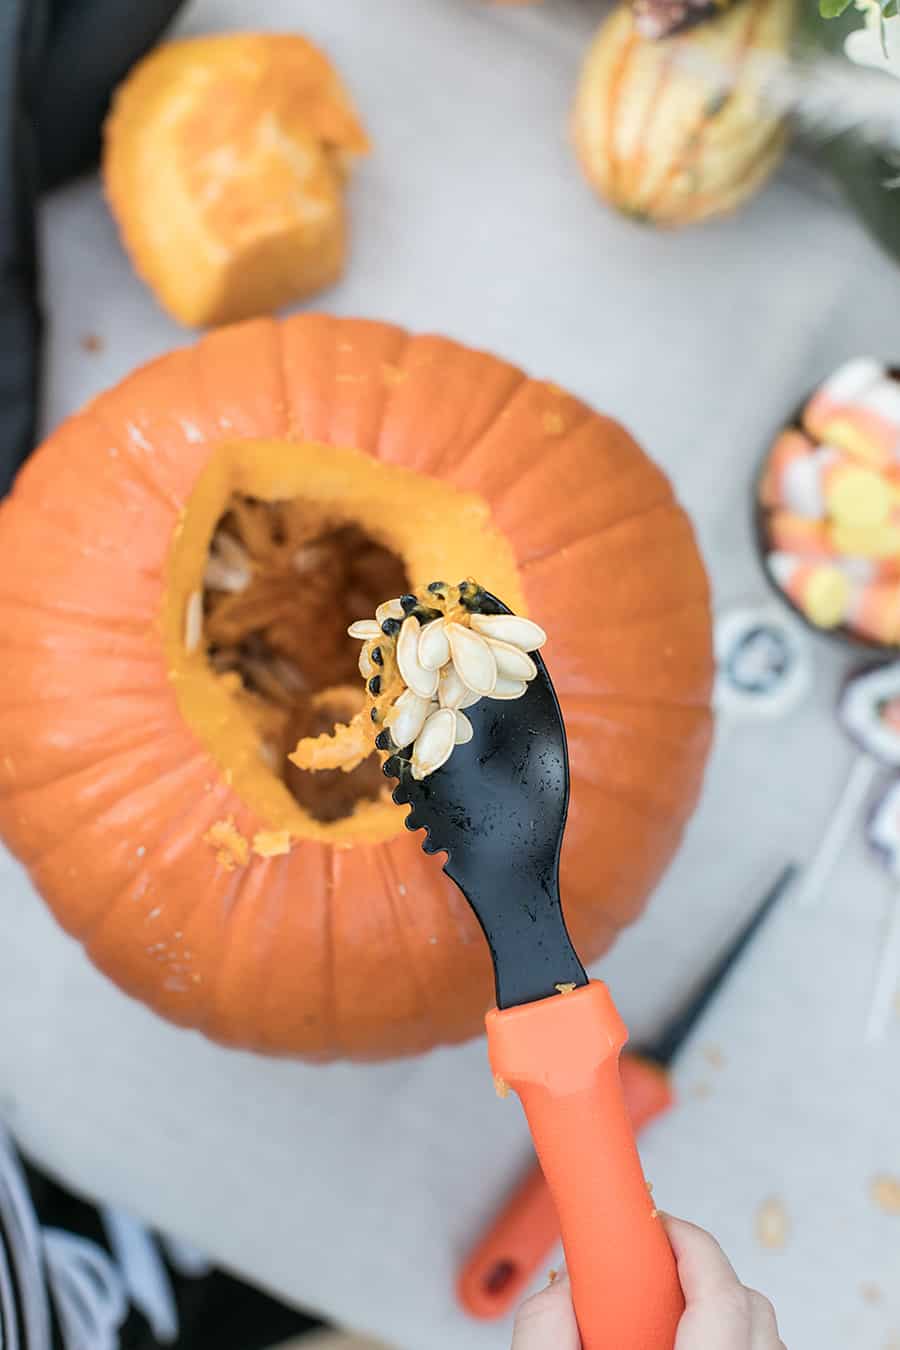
left=0, top=316, right=713, bottom=1059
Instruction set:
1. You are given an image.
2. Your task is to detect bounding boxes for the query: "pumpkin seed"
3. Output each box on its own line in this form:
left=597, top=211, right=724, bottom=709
left=376, top=598, right=404, bottom=623
left=411, top=708, right=457, bottom=780
left=454, top=711, right=474, bottom=745
left=397, top=616, right=439, bottom=699
left=204, top=555, right=251, bottom=593
left=358, top=647, right=375, bottom=679
left=470, top=613, right=546, bottom=651
left=385, top=688, right=433, bottom=747
left=185, top=591, right=204, bottom=653
left=348, top=619, right=381, bottom=640
left=438, top=665, right=481, bottom=711
left=486, top=637, right=537, bottom=681
left=446, top=623, right=497, bottom=695
left=418, top=618, right=450, bottom=671
left=491, top=675, right=528, bottom=700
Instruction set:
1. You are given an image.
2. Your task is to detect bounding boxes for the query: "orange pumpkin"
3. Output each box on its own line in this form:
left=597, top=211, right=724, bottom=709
left=0, top=316, right=713, bottom=1060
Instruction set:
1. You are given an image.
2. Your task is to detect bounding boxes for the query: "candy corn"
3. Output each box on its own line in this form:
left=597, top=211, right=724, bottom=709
left=804, top=358, right=900, bottom=471
left=847, top=582, right=900, bottom=645
left=759, top=431, right=816, bottom=509
left=767, top=511, right=833, bottom=558
left=767, top=553, right=851, bottom=629
left=761, top=359, right=900, bottom=645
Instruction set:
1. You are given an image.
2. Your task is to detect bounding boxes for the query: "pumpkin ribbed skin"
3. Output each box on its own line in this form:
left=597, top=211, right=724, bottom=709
left=0, top=316, right=713, bottom=1060
left=573, top=0, right=795, bottom=227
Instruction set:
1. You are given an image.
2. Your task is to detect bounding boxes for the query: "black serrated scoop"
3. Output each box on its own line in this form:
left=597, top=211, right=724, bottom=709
left=383, top=591, right=685, bottom=1350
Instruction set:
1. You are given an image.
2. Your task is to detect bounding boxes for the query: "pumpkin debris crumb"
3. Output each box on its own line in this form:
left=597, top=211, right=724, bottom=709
left=555, top=982, right=577, bottom=995
left=871, top=1175, right=900, bottom=1215
left=79, top=333, right=104, bottom=353
left=547, top=1268, right=559, bottom=1284
left=703, top=1044, right=725, bottom=1070
left=203, top=817, right=250, bottom=871
left=755, top=1196, right=789, bottom=1250
left=252, top=829, right=293, bottom=858
left=494, top=1074, right=509, bottom=1099
left=690, top=1081, right=711, bottom=1100
left=650, top=1208, right=659, bottom=1219
left=860, top=1282, right=883, bottom=1305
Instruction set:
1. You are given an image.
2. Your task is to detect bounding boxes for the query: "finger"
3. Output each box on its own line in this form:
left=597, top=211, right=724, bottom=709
left=662, top=1215, right=742, bottom=1302
left=748, top=1288, right=783, bottom=1348
left=511, top=1273, right=581, bottom=1350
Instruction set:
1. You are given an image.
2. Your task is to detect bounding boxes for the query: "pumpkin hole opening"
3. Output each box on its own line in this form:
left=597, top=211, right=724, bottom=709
left=201, top=494, right=409, bottom=823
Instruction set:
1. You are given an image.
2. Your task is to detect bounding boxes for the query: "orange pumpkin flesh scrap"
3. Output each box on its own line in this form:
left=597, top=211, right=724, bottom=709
left=0, top=315, right=714, bottom=1060
left=103, top=34, right=370, bottom=328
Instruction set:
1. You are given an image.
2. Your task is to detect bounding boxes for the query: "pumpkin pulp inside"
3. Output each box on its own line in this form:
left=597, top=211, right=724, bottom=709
left=203, top=497, right=409, bottom=823
left=164, top=440, right=527, bottom=848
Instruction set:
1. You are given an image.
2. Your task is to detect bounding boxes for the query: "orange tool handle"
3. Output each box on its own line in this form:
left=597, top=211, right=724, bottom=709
left=486, top=981, right=684, bottom=1350
left=458, top=1053, right=674, bottom=1320
left=457, top=1165, right=560, bottom=1319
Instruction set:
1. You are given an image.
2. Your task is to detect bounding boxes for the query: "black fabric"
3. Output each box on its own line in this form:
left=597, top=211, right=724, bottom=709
left=0, top=0, right=186, bottom=497
left=36, top=0, right=186, bottom=190
left=0, top=0, right=44, bottom=498
left=4, top=1149, right=323, bottom=1349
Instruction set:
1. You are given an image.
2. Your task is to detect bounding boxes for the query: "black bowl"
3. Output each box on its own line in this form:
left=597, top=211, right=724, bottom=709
left=753, top=368, right=900, bottom=657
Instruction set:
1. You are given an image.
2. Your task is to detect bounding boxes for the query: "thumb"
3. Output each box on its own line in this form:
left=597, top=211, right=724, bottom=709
left=511, top=1273, right=581, bottom=1350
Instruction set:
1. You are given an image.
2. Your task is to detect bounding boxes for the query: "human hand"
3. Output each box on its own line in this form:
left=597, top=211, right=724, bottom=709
left=510, top=1215, right=785, bottom=1349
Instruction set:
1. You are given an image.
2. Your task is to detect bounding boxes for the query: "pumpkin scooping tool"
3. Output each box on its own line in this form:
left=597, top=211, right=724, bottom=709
left=457, top=861, right=797, bottom=1320
left=383, top=592, right=685, bottom=1350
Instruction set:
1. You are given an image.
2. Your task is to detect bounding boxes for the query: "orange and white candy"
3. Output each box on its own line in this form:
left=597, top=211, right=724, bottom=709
left=766, top=553, right=851, bottom=630
left=804, top=358, right=900, bottom=471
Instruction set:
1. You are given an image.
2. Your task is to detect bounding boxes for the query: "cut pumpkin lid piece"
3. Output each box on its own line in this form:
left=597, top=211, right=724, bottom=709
left=103, top=33, right=370, bottom=328
left=292, top=579, right=545, bottom=780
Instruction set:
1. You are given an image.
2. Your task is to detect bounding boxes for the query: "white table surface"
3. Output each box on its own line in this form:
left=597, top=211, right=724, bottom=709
left=4, top=1, right=900, bottom=1347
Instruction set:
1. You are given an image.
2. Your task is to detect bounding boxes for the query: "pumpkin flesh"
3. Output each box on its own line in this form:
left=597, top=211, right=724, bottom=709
left=164, top=437, right=526, bottom=847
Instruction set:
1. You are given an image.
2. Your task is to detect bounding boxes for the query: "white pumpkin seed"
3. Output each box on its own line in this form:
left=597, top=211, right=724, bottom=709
left=204, top=555, right=251, bottom=593
left=411, top=708, right=457, bottom=780
left=454, top=711, right=474, bottom=745
left=439, top=665, right=481, bottom=711
left=184, top=591, right=204, bottom=653
left=376, top=598, right=404, bottom=623
left=487, top=638, right=537, bottom=681
left=348, top=619, right=382, bottom=640
left=397, top=616, right=439, bottom=699
left=214, top=531, right=251, bottom=569
left=447, top=623, right=497, bottom=695
left=358, top=646, right=375, bottom=679
left=470, top=613, right=547, bottom=652
left=385, top=688, right=433, bottom=747
left=258, top=740, right=279, bottom=769
left=491, top=675, right=528, bottom=700
left=418, top=618, right=450, bottom=670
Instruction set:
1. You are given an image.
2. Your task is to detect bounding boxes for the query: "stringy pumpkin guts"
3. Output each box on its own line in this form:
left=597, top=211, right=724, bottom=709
left=291, top=580, right=547, bottom=781
left=200, top=495, right=407, bottom=822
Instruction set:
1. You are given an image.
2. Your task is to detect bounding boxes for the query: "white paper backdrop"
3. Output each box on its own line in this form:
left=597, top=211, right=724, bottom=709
left=2, top=2, right=900, bottom=1347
